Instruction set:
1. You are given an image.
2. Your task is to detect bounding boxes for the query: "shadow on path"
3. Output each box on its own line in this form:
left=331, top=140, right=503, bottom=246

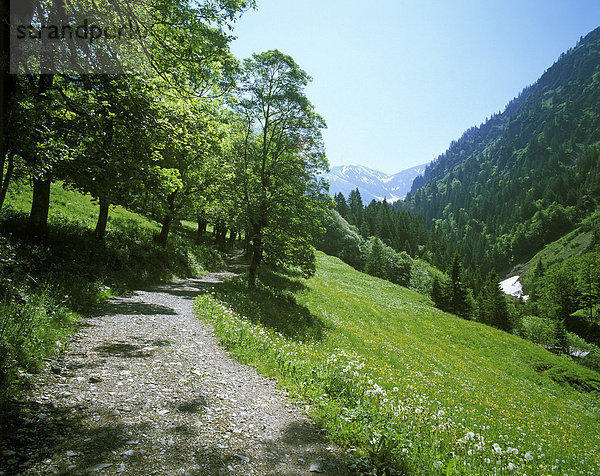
left=1, top=396, right=349, bottom=475
left=210, top=267, right=328, bottom=341
left=94, top=301, right=178, bottom=317
left=0, top=250, right=351, bottom=475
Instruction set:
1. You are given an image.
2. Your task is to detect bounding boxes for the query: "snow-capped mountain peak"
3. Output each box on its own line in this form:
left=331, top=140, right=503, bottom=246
left=321, top=163, right=427, bottom=203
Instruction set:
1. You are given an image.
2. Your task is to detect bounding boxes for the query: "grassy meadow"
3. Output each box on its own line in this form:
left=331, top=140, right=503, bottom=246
left=196, top=252, right=600, bottom=475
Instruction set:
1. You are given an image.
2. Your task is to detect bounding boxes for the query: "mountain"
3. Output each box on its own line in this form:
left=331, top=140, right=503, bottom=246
left=323, top=163, right=427, bottom=203
left=399, top=26, right=600, bottom=273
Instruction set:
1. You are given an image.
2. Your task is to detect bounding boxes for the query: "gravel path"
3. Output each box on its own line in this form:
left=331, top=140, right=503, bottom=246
left=0, top=262, right=349, bottom=475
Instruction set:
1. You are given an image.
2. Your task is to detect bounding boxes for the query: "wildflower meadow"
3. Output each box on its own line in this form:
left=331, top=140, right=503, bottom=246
left=195, top=252, right=600, bottom=475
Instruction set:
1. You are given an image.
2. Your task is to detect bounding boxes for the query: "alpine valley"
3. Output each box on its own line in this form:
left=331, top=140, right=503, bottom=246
left=3, top=4, right=600, bottom=476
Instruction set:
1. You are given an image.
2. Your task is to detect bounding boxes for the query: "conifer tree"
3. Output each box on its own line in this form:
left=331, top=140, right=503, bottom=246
left=477, top=271, right=510, bottom=331
left=334, top=193, right=350, bottom=218
left=448, top=253, right=472, bottom=318
left=530, top=258, right=545, bottom=302
left=431, top=275, right=448, bottom=310
left=376, top=199, right=394, bottom=245
left=365, top=237, right=387, bottom=279
left=347, top=188, right=363, bottom=227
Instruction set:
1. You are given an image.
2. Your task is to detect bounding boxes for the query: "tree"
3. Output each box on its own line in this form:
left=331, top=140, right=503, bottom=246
left=150, top=94, right=229, bottom=245
left=3, top=0, right=253, bottom=235
left=317, top=209, right=363, bottom=269
left=577, top=253, right=600, bottom=320
left=386, top=250, right=412, bottom=287
left=537, top=262, right=579, bottom=353
left=347, top=188, right=363, bottom=227
left=235, top=50, right=328, bottom=286
left=375, top=199, right=394, bottom=245
left=477, top=271, right=510, bottom=331
left=409, top=259, right=432, bottom=296
left=448, top=253, right=473, bottom=318
left=431, top=275, right=449, bottom=310
left=365, top=237, right=386, bottom=279
left=58, top=74, right=162, bottom=239
left=334, top=192, right=349, bottom=218
left=529, top=258, right=546, bottom=302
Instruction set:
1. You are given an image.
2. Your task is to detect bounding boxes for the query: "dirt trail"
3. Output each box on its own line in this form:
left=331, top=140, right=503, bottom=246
left=0, top=258, right=349, bottom=475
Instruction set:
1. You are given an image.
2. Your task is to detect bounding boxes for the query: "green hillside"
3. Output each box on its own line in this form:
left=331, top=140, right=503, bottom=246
left=196, top=252, right=600, bottom=475
left=4, top=182, right=161, bottom=233
left=401, top=26, right=600, bottom=275
left=513, top=223, right=594, bottom=287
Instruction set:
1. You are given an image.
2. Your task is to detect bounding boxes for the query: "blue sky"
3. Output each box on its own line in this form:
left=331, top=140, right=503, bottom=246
left=229, top=1, right=600, bottom=174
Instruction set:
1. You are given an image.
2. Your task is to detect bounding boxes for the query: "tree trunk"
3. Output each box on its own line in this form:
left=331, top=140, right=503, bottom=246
left=94, top=197, right=110, bottom=240
left=157, top=214, right=171, bottom=245
left=0, top=0, right=17, bottom=198
left=248, top=226, right=263, bottom=287
left=29, top=178, right=51, bottom=236
left=196, top=214, right=207, bottom=242
left=157, top=192, right=175, bottom=245
left=0, top=151, right=14, bottom=209
left=214, top=223, right=227, bottom=251
left=243, top=230, right=251, bottom=256
left=228, top=230, right=237, bottom=243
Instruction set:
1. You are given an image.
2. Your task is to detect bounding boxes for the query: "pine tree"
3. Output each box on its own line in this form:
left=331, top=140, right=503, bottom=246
left=530, top=258, right=545, bottom=302
left=376, top=199, right=394, bottom=244
left=448, top=253, right=472, bottom=318
left=477, top=271, right=510, bottom=331
left=334, top=192, right=349, bottom=218
left=555, top=320, right=569, bottom=354
left=360, top=221, right=371, bottom=238
left=365, top=237, right=387, bottom=279
left=347, top=188, right=364, bottom=227
left=431, top=275, right=448, bottom=310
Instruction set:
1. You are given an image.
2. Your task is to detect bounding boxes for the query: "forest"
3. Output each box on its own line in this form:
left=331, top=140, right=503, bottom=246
left=403, top=27, right=600, bottom=275
left=1, top=1, right=330, bottom=277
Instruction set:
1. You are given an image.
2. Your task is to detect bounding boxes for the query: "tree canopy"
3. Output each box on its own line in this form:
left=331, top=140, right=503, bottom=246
left=233, top=49, right=329, bottom=284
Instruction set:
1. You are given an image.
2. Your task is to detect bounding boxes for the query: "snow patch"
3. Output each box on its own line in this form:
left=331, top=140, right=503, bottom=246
left=499, top=276, right=529, bottom=301
left=570, top=348, right=591, bottom=358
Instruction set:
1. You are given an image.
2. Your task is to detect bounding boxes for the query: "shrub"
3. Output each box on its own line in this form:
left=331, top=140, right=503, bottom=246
left=317, top=209, right=363, bottom=269
left=521, top=315, right=558, bottom=348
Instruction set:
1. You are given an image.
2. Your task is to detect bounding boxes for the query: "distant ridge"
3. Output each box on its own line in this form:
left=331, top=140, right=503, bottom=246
left=322, top=163, right=427, bottom=203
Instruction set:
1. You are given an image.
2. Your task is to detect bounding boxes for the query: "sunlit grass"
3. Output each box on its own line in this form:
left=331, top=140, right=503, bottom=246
left=196, top=252, right=600, bottom=475
left=5, top=181, right=160, bottom=232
